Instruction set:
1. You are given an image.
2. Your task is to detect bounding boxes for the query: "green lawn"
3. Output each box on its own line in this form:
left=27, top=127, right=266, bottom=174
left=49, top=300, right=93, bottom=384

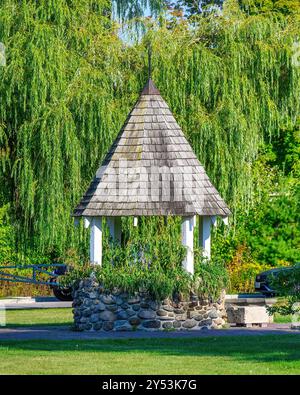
left=5, top=308, right=73, bottom=327
left=0, top=336, right=300, bottom=374
left=1, top=308, right=300, bottom=374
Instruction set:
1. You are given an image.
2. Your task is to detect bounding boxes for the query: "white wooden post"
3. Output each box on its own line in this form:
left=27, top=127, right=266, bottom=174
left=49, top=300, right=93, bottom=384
left=107, top=217, right=122, bottom=244
left=90, top=217, right=102, bottom=265
left=181, top=216, right=195, bottom=275
left=199, top=216, right=211, bottom=259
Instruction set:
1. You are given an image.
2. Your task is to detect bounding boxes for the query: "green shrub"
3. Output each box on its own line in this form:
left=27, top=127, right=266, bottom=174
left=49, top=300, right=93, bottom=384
left=267, top=266, right=300, bottom=317
left=0, top=204, right=15, bottom=264
left=61, top=239, right=228, bottom=302
left=193, top=253, right=229, bottom=300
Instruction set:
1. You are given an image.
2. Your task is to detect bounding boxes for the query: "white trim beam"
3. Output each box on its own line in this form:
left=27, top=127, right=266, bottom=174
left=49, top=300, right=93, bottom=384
left=181, top=216, right=195, bottom=275
left=90, top=217, right=102, bottom=265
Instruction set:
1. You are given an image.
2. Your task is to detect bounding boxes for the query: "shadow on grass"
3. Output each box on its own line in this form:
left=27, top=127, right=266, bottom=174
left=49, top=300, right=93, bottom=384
left=1, top=335, right=300, bottom=365
left=4, top=323, right=72, bottom=328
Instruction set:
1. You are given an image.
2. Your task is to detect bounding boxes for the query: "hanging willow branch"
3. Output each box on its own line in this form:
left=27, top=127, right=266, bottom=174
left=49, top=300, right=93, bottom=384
left=0, top=0, right=299, bottom=257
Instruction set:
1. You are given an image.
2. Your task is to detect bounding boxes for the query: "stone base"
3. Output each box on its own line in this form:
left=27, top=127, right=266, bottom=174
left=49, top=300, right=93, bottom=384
left=72, top=279, right=226, bottom=331
left=226, top=305, right=273, bottom=326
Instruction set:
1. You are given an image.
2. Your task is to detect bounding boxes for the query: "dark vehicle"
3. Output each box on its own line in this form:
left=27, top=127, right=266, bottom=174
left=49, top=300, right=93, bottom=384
left=255, top=264, right=300, bottom=296
left=49, top=265, right=73, bottom=301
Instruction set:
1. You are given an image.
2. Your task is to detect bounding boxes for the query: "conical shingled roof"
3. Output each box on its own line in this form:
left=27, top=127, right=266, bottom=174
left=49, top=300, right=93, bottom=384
left=74, top=80, right=231, bottom=217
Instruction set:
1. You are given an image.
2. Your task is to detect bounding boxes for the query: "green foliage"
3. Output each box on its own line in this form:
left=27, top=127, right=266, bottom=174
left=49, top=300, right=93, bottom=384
left=223, top=244, right=273, bottom=292
left=213, top=122, right=300, bottom=271
left=239, top=0, right=300, bottom=15
left=168, top=0, right=224, bottom=17
left=267, top=266, right=300, bottom=316
left=0, top=204, right=14, bottom=263
left=61, top=219, right=227, bottom=301
left=0, top=0, right=299, bottom=294
left=193, top=254, right=229, bottom=299
left=114, top=0, right=164, bottom=22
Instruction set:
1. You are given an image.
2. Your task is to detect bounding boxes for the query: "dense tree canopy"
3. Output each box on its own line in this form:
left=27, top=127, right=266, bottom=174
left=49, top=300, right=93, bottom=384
left=0, top=1, right=299, bottom=276
left=239, top=0, right=300, bottom=15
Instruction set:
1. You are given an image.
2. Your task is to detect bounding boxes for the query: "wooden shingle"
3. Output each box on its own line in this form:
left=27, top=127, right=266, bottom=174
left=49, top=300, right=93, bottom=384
left=73, top=79, right=231, bottom=218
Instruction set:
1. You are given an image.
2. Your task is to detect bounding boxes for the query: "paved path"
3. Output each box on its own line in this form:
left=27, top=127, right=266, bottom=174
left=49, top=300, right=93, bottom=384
left=0, top=324, right=299, bottom=341
left=1, top=293, right=269, bottom=310
left=0, top=297, right=72, bottom=310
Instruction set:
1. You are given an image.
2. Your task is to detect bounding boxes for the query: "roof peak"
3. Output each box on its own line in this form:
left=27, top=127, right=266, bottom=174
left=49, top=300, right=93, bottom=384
left=141, top=79, right=160, bottom=95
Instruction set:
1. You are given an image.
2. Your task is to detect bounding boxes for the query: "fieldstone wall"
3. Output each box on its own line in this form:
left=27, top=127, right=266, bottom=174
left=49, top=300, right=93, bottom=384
left=72, top=278, right=226, bottom=331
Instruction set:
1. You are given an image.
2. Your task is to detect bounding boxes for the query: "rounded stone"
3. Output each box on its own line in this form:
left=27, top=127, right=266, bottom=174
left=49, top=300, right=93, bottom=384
left=90, top=313, right=100, bottom=323
left=102, top=321, right=114, bottom=331
left=142, top=320, right=161, bottom=329
left=93, top=322, right=103, bottom=331
left=175, top=314, right=187, bottom=321
left=198, top=318, right=212, bottom=327
left=213, top=317, right=224, bottom=326
left=207, top=309, right=219, bottom=319
left=106, top=304, right=118, bottom=312
left=150, top=301, right=160, bottom=310
left=93, top=302, right=106, bottom=311
left=126, top=309, right=136, bottom=317
left=112, top=288, right=121, bottom=296
left=140, top=302, right=150, bottom=309
left=193, top=315, right=204, bottom=321
left=83, top=299, right=93, bottom=307
left=138, top=309, right=156, bottom=319
left=174, top=308, right=185, bottom=314
left=99, top=311, right=116, bottom=321
left=115, top=297, right=124, bottom=306
left=162, top=305, right=174, bottom=312
left=115, top=323, right=132, bottom=331
left=116, top=310, right=128, bottom=320
left=173, top=321, right=181, bottom=328
left=157, top=309, right=168, bottom=316
left=132, top=304, right=140, bottom=311
left=128, top=296, right=140, bottom=304
left=101, top=295, right=115, bottom=304
left=82, top=308, right=92, bottom=317
left=162, top=321, right=173, bottom=329
left=182, top=319, right=197, bottom=329
left=114, top=320, right=128, bottom=328
left=129, top=317, right=141, bottom=326
left=83, top=323, right=93, bottom=331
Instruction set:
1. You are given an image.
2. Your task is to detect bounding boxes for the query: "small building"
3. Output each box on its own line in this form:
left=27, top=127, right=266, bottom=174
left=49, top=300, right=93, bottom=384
left=73, top=79, right=230, bottom=274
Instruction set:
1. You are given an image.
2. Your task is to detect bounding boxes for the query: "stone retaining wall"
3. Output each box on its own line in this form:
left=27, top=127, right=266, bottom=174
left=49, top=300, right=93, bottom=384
left=73, top=278, right=226, bottom=331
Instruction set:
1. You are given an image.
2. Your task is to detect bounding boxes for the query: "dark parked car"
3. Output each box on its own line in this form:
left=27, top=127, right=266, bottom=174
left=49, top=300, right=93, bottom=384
left=255, top=264, right=300, bottom=296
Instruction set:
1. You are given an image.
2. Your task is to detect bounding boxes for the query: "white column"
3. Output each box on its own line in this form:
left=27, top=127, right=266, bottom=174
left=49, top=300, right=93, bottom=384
left=181, top=216, right=195, bottom=275
left=90, top=217, right=102, bottom=265
left=107, top=217, right=122, bottom=244
left=199, top=216, right=211, bottom=259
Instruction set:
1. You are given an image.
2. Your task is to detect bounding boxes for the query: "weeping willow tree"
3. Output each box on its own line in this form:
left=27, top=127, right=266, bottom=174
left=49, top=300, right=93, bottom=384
left=146, top=2, right=300, bottom=217
left=0, top=0, right=144, bottom=256
left=113, top=0, right=164, bottom=22
left=0, top=0, right=299, bottom=260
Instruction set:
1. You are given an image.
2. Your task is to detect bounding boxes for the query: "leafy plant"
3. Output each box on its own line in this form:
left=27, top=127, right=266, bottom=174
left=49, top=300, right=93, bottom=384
left=267, top=266, right=300, bottom=317
left=193, top=253, right=229, bottom=300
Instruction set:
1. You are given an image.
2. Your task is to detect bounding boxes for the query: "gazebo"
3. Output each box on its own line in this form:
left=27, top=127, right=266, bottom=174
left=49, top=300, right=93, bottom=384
left=73, top=79, right=230, bottom=274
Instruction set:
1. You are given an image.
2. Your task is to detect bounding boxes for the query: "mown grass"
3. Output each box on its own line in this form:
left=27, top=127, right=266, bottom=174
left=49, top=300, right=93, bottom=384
left=4, top=308, right=73, bottom=327
left=0, top=335, right=300, bottom=374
